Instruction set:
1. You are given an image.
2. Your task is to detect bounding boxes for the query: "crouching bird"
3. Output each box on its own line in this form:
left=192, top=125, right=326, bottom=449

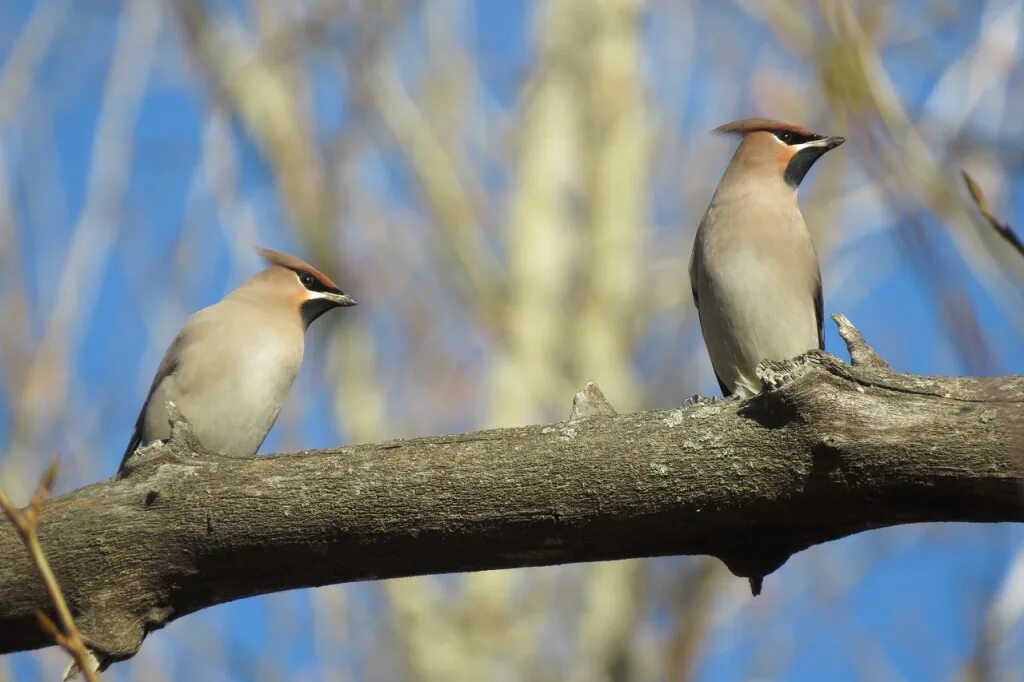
left=689, top=118, right=844, bottom=400
left=117, top=247, right=356, bottom=474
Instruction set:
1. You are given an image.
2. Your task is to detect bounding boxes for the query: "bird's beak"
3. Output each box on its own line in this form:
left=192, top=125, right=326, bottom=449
left=324, top=292, right=358, bottom=307
left=819, top=135, right=845, bottom=150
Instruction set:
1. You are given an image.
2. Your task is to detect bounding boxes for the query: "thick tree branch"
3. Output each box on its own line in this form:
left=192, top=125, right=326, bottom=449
left=1, top=320, right=1022, bottom=665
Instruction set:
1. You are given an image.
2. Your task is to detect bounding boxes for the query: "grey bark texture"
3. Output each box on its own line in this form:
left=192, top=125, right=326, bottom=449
left=0, top=316, right=1022, bottom=664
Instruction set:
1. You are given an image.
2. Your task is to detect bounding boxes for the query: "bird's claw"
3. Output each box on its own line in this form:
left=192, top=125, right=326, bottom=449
left=683, top=393, right=738, bottom=407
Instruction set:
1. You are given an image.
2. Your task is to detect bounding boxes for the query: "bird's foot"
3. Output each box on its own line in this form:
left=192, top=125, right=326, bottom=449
left=683, top=394, right=734, bottom=406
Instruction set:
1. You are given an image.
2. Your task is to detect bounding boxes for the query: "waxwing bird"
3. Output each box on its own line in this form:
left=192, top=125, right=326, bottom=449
left=117, top=247, right=356, bottom=474
left=689, top=118, right=844, bottom=399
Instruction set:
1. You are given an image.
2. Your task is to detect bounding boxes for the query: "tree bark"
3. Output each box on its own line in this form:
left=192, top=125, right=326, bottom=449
left=1, top=316, right=1022, bottom=663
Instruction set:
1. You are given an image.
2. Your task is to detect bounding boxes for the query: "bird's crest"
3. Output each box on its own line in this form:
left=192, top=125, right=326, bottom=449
left=713, top=118, right=819, bottom=139
left=255, top=246, right=339, bottom=291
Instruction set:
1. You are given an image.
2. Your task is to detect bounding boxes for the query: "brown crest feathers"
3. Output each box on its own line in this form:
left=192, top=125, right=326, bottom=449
left=255, top=246, right=339, bottom=290
left=713, top=118, right=818, bottom=138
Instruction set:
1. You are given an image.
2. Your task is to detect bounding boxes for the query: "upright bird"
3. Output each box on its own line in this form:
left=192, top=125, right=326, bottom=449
left=118, top=247, right=356, bottom=474
left=689, top=118, right=844, bottom=399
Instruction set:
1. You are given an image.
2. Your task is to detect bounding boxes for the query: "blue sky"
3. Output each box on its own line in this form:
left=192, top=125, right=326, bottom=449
left=2, top=1, right=1023, bottom=680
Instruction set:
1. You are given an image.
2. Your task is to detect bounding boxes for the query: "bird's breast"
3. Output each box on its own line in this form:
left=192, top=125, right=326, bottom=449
left=148, top=312, right=305, bottom=458
left=693, top=200, right=820, bottom=396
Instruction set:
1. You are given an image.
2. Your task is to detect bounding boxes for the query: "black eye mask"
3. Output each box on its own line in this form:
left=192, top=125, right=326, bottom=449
left=296, top=270, right=341, bottom=295
left=773, top=129, right=823, bottom=146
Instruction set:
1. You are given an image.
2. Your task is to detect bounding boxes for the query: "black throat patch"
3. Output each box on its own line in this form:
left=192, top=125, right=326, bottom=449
left=784, top=145, right=830, bottom=188
left=300, top=297, right=337, bottom=328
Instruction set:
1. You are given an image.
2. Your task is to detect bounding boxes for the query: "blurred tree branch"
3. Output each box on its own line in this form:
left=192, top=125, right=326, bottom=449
left=174, top=0, right=333, bottom=240
left=963, top=170, right=1024, bottom=264
left=5, top=0, right=159, bottom=488
left=2, top=1, right=1022, bottom=679
left=1, top=318, right=1021, bottom=667
left=0, top=460, right=100, bottom=682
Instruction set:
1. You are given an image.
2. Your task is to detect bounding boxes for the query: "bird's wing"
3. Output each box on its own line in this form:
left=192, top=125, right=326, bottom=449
left=814, top=269, right=825, bottom=351
left=712, top=366, right=732, bottom=396
left=690, top=286, right=733, bottom=396
left=117, top=332, right=184, bottom=475
left=690, top=243, right=734, bottom=398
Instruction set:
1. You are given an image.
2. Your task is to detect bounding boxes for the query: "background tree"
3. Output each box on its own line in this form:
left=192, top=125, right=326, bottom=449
left=0, top=1, right=1022, bottom=680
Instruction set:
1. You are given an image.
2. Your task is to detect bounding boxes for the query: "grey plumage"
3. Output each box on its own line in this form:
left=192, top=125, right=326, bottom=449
left=690, top=119, right=843, bottom=398
left=118, top=248, right=356, bottom=473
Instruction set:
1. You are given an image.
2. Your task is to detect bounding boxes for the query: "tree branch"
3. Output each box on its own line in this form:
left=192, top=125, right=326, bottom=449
left=963, top=170, right=1024, bottom=265
left=1, top=319, right=1022, bottom=666
left=0, top=461, right=100, bottom=681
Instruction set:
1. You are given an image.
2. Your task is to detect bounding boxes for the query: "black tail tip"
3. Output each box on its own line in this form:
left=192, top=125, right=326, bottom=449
left=749, top=576, right=763, bottom=596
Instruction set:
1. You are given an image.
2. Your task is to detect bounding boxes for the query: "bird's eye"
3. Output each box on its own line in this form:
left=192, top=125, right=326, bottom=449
left=299, top=271, right=316, bottom=288
left=775, top=130, right=794, bottom=144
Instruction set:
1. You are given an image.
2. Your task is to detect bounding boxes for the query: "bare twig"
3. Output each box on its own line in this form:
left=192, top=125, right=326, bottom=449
left=962, top=170, right=1024, bottom=264
left=0, top=460, right=100, bottom=682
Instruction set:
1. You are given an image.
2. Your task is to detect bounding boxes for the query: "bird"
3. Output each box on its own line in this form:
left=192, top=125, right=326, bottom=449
left=689, top=118, right=844, bottom=400
left=117, top=247, right=356, bottom=474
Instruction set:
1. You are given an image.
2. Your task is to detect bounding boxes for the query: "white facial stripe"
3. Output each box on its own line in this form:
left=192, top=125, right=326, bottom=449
left=792, top=138, right=829, bottom=151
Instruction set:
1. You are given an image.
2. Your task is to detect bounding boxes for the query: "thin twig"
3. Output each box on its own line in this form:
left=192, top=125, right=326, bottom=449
left=962, top=170, right=1024, bottom=264
left=0, top=460, right=100, bottom=682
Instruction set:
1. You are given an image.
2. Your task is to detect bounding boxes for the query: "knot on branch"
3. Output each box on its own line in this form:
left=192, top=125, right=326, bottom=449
left=568, top=381, right=618, bottom=420
left=716, top=548, right=795, bottom=597
left=119, top=402, right=206, bottom=477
